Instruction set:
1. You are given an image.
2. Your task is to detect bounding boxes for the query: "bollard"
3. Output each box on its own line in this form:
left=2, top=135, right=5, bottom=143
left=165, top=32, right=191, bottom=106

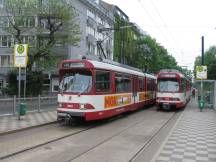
left=19, top=103, right=26, bottom=116
left=198, top=100, right=205, bottom=111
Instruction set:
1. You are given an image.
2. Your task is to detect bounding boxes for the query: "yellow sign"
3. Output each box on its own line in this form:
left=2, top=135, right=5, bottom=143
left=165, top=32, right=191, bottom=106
left=104, top=94, right=132, bottom=109
left=14, top=44, right=28, bottom=67
left=196, top=66, right=207, bottom=79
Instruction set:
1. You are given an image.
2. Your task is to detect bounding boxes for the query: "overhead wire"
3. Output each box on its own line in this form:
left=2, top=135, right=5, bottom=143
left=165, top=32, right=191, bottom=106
left=136, top=0, right=171, bottom=47
left=149, top=0, right=185, bottom=63
left=137, top=0, right=188, bottom=66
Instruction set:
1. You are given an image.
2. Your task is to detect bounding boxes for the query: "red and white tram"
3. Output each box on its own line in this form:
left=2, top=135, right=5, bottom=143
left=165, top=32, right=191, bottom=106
left=156, top=69, right=191, bottom=110
left=57, top=59, right=156, bottom=121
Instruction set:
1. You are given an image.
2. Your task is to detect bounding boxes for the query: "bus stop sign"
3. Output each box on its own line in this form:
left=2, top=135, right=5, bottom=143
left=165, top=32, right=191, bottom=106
left=14, top=44, right=28, bottom=68
left=196, top=66, right=207, bottom=80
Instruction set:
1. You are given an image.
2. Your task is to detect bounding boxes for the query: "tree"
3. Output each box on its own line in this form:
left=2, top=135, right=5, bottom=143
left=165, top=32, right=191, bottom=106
left=129, top=35, right=178, bottom=73
left=4, top=0, right=80, bottom=70
left=194, top=46, right=216, bottom=80
left=2, top=0, right=81, bottom=96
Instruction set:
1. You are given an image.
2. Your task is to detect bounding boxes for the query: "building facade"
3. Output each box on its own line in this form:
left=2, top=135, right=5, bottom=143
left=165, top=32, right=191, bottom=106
left=0, top=0, right=115, bottom=92
left=68, top=0, right=114, bottom=60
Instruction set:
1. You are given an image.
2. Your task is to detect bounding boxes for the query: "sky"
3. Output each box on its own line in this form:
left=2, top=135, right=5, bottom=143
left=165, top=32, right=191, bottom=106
left=104, top=0, right=216, bottom=70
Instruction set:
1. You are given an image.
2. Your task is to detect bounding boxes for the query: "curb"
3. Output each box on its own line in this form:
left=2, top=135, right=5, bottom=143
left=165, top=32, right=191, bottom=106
left=0, top=121, right=58, bottom=136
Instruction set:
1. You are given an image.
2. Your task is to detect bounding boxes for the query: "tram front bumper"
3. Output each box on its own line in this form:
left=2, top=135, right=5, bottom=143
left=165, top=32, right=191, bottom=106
left=57, top=110, right=85, bottom=120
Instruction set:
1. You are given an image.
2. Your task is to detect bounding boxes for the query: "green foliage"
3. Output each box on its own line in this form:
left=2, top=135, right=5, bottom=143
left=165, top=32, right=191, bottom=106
left=26, top=71, right=44, bottom=96
left=3, top=70, right=44, bottom=97
left=128, top=35, right=178, bottom=73
left=113, top=14, right=137, bottom=63
left=4, top=0, right=80, bottom=70
left=113, top=14, right=178, bottom=74
left=194, top=46, right=216, bottom=80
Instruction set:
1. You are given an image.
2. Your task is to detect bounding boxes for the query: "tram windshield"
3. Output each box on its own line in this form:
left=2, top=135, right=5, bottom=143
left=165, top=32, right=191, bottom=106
left=59, top=73, right=92, bottom=93
left=158, top=78, right=179, bottom=92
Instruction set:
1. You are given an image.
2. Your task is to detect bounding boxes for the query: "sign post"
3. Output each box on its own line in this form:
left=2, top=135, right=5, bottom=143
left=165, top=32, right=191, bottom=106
left=14, top=44, right=28, bottom=119
left=196, top=66, right=207, bottom=111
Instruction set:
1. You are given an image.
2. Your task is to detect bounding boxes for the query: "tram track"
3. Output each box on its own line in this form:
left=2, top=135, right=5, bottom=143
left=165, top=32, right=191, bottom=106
left=0, top=107, right=183, bottom=162
left=67, top=110, right=162, bottom=162
left=129, top=109, right=183, bottom=162
left=67, top=109, right=182, bottom=162
left=0, top=122, right=97, bottom=161
left=0, top=112, right=133, bottom=161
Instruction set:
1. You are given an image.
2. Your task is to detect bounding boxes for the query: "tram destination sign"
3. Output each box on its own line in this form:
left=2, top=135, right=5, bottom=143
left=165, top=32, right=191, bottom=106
left=159, top=73, right=176, bottom=78
left=196, top=66, right=207, bottom=79
left=62, top=62, right=85, bottom=68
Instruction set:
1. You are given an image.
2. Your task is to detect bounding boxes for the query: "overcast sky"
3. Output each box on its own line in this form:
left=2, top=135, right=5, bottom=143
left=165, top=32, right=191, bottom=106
left=105, top=0, right=216, bottom=70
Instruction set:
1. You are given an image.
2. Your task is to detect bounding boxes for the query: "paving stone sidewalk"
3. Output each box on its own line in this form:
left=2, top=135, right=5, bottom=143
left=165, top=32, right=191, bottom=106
left=0, top=111, right=57, bottom=134
left=153, top=99, right=216, bottom=162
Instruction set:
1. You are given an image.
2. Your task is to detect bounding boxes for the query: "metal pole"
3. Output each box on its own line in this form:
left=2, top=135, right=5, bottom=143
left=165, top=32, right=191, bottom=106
left=200, top=36, right=205, bottom=111
left=13, top=95, right=16, bottom=115
left=38, top=94, right=41, bottom=112
left=201, top=79, right=203, bottom=104
left=18, top=66, right=21, bottom=119
left=214, top=81, right=216, bottom=109
left=24, top=68, right=26, bottom=100
left=201, top=36, right=204, bottom=65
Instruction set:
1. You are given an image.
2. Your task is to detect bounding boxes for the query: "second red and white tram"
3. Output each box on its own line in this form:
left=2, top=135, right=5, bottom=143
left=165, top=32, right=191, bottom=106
left=57, top=59, right=156, bottom=121
left=156, top=69, right=191, bottom=110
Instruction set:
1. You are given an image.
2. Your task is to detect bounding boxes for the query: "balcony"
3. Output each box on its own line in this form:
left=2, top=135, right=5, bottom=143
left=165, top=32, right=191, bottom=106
left=87, top=16, right=97, bottom=29
left=86, top=34, right=96, bottom=44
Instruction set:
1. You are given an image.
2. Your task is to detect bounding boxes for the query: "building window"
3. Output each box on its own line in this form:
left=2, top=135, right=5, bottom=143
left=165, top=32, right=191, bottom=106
left=25, top=17, right=35, bottom=27
left=0, top=17, right=9, bottom=27
left=87, top=43, right=95, bottom=55
left=0, top=36, right=12, bottom=47
left=0, top=79, right=3, bottom=89
left=86, top=26, right=95, bottom=36
left=96, top=71, right=111, bottom=93
left=2, top=36, right=7, bottom=46
left=0, top=0, right=4, bottom=7
left=87, top=9, right=95, bottom=19
left=0, top=55, right=10, bottom=67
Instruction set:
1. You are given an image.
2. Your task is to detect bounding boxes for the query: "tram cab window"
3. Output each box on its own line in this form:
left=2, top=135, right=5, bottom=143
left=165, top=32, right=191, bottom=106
left=59, top=72, right=92, bottom=93
left=158, top=78, right=179, bottom=92
left=96, top=71, right=111, bottom=93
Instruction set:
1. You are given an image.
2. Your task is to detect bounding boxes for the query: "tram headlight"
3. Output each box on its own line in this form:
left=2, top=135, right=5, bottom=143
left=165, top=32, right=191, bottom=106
left=79, top=103, right=95, bottom=110
left=80, top=104, right=85, bottom=110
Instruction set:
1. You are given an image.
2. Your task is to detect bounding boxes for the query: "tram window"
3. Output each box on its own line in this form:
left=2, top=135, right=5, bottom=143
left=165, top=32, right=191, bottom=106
left=115, top=73, right=123, bottom=92
left=123, top=75, right=131, bottom=91
left=139, top=77, right=144, bottom=91
left=96, top=71, right=110, bottom=93
left=115, top=73, right=131, bottom=92
left=147, top=79, right=151, bottom=91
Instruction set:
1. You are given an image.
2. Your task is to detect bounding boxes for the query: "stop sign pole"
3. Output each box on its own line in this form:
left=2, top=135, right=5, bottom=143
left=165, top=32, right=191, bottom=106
left=14, top=44, right=28, bottom=119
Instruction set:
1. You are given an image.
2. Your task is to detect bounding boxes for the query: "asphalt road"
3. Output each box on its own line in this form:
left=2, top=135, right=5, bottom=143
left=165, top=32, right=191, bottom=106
left=0, top=106, right=183, bottom=162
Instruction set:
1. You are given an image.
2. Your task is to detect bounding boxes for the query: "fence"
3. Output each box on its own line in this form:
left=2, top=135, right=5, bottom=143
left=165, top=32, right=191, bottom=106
left=0, top=95, right=57, bottom=116
left=195, top=80, right=216, bottom=109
